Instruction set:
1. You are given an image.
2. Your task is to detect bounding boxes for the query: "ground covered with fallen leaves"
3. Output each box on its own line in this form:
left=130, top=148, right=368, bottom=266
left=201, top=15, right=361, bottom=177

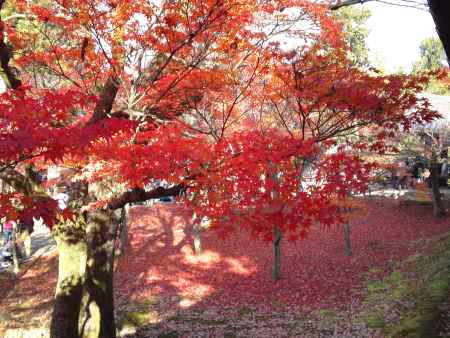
left=114, top=197, right=450, bottom=337
left=0, top=252, right=57, bottom=337
left=1, top=197, right=450, bottom=337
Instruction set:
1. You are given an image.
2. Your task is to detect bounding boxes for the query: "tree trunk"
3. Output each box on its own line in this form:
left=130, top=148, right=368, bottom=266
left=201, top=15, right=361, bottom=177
left=50, top=220, right=87, bottom=338
left=428, top=0, right=450, bottom=65
left=430, top=164, right=446, bottom=217
left=79, top=210, right=116, bottom=338
left=272, top=226, right=282, bottom=281
left=11, top=228, right=20, bottom=276
left=22, top=228, right=32, bottom=258
left=118, top=204, right=129, bottom=256
left=193, top=221, right=202, bottom=255
left=191, top=212, right=202, bottom=255
left=343, top=223, right=352, bottom=256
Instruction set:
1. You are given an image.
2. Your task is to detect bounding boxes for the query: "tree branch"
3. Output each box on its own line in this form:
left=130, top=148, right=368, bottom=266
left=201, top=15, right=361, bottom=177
left=86, top=76, right=121, bottom=125
left=330, top=0, right=372, bottom=10
left=330, top=0, right=428, bottom=11
left=107, top=184, right=186, bottom=210
left=0, top=0, right=21, bottom=89
left=0, top=167, right=46, bottom=196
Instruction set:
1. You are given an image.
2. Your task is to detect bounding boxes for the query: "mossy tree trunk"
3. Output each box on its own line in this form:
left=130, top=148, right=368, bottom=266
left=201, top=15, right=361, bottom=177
left=50, top=218, right=87, bottom=338
left=22, top=228, right=32, bottom=258
left=79, top=210, right=116, bottom=338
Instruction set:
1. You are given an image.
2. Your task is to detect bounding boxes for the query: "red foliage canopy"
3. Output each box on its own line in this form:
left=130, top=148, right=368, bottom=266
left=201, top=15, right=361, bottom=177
left=0, top=0, right=440, bottom=241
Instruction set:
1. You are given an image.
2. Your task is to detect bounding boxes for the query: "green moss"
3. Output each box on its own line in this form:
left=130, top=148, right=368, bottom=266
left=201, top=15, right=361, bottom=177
left=366, top=270, right=405, bottom=298
left=314, top=309, right=336, bottom=319
left=238, top=306, right=253, bottom=317
left=385, top=271, right=402, bottom=284
left=362, top=231, right=450, bottom=338
left=404, top=200, right=433, bottom=206
left=117, top=297, right=161, bottom=330
left=136, top=296, right=160, bottom=307
left=14, top=301, right=32, bottom=310
left=157, top=331, right=180, bottom=338
left=123, top=311, right=151, bottom=327
left=363, top=312, right=385, bottom=328
left=169, top=314, right=227, bottom=326
left=368, top=267, right=382, bottom=274
left=386, top=316, right=430, bottom=338
left=312, top=308, right=338, bottom=327
left=366, top=280, right=386, bottom=293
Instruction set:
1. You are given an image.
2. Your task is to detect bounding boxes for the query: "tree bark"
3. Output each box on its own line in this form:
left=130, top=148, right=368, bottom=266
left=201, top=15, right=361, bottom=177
left=21, top=228, right=32, bottom=258
left=120, top=204, right=129, bottom=255
left=193, top=221, right=202, bottom=255
left=430, top=164, right=447, bottom=217
left=330, top=0, right=370, bottom=10
left=108, top=184, right=184, bottom=210
left=50, top=220, right=87, bottom=338
left=79, top=210, right=116, bottom=338
left=272, top=225, right=282, bottom=281
left=343, top=223, right=352, bottom=256
left=428, top=0, right=450, bottom=65
left=11, top=227, right=20, bottom=275
left=116, top=204, right=128, bottom=256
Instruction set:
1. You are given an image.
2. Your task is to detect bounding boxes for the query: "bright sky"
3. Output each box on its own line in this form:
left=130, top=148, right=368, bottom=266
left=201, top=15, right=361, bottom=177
left=362, top=2, right=439, bottom=73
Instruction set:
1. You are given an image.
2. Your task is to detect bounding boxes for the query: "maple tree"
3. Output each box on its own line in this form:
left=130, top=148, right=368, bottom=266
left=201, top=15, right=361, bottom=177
left=0, top=0, right=441, bottom=337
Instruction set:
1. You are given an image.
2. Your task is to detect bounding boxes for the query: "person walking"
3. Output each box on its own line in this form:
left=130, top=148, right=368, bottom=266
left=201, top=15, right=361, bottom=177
left=1, top=240, right=13, bottom=267
left=3, top=219, right=15, bottom=243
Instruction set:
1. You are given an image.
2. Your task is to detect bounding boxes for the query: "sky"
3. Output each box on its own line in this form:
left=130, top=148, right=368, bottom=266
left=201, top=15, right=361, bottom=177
left=362, top=2, right=439, bottom=73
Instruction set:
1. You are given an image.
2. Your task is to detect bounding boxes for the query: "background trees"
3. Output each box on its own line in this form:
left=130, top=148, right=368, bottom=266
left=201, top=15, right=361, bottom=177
left=414, top=37, right=446, bottom=72
left=413, top=36, right=449, bottom=95
left=330, top=0, right=450, bottom=67
left=334, top=6, right=371, bottom=68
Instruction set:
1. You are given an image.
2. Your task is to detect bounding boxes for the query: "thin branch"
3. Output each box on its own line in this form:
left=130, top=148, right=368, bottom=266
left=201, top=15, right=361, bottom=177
left=330, top=0, right=428, bottom=10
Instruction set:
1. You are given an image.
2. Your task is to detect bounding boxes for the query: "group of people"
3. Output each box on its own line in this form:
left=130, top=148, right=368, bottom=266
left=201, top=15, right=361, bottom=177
left=390, top=157, right=449, bottom=190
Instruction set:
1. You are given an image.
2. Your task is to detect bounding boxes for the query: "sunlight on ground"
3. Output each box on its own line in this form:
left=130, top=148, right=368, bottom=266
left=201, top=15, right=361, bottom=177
left=182, top=247, right=221, bottom=267
left=224, top=256, right=257, bottom=275
left=2, top=201, right=450, bottom=338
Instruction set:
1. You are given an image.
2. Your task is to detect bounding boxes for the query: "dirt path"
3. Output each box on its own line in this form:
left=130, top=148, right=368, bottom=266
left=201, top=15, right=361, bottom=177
left=0, top=220, right=55, bottom=273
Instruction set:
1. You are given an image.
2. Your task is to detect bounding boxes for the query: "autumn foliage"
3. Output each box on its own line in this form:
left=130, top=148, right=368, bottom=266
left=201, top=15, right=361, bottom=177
left=0, top=0, right=443, bottom=336
left=0, top=0, right=439, bottom=231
